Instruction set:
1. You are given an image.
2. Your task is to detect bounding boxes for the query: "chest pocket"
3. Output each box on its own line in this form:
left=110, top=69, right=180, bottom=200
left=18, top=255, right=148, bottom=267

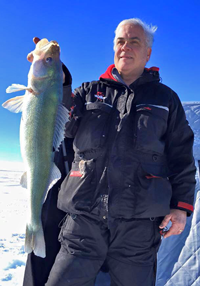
left=135, top=104, right=169, bottom=154
left=74, top=101, right=113, bottom=151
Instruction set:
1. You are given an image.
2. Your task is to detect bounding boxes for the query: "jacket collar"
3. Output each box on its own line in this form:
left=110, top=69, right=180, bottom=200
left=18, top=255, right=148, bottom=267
left=99, top=64, right=160, bottom=88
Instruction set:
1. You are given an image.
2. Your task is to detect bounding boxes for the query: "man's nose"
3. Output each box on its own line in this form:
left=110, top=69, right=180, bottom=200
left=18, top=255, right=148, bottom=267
left=122, top=41, right=131, bottom=50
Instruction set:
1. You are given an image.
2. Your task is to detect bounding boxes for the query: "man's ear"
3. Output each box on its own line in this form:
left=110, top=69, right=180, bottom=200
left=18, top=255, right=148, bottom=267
left=146, top=47, right=152, bottom=62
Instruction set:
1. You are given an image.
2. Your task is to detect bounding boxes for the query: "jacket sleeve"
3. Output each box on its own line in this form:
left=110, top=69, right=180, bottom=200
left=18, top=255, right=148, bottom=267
left=166, top=91, right=196, bottom=215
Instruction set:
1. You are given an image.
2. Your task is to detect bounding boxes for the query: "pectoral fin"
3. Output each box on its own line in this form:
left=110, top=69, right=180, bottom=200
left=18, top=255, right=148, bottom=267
left=6, top=84, right=30, bottom=93
left=53, top=104, right=69, bottom=152
left=20, top=172, right=27, bottom=188
left=2, top=95, right=24, bottom=113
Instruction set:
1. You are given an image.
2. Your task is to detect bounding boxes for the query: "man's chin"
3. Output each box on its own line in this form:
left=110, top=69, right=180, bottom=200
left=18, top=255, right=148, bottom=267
left=117, top=66, right=133, bottom=75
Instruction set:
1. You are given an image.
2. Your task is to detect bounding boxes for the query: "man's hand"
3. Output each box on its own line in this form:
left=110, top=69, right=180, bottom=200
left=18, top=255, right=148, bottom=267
left=159, top=209, right=187, bottom=238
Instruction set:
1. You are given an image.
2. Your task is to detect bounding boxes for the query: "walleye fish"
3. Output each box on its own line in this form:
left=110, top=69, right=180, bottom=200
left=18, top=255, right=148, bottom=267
left=2, top=39, right=69, bottom=258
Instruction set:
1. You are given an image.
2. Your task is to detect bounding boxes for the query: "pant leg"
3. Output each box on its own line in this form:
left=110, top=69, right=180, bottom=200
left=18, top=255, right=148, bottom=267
left=46, top=214, right=109, bottom=286
left=107, top=218, right=162, bottom=286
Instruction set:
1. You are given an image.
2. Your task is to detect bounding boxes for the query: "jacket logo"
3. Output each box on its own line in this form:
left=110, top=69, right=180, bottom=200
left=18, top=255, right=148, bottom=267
left=95, top=92, right=106, bottom=101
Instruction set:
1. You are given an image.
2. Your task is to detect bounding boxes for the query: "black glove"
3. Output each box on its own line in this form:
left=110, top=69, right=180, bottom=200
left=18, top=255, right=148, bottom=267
left=62, top=63, right=72, bottom=86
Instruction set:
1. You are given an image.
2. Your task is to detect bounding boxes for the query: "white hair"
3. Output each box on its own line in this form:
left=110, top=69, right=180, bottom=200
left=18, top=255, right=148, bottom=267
left=113, top=18, right=157, bottom=50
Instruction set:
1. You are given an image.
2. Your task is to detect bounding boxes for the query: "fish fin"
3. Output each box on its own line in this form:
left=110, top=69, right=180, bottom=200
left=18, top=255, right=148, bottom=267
left=20, top=172, right=27, bottom=188
left=6, top=84, right=29, bottom=93
left=33, top=225, right=46, bottom=258
left=2, top=95, right=24, bottom=113
left=25, top=225, right=33, bottom=254
left=25, top=223, right=46, bottom=258
left=48, top=162, right=61, bottom=191
left=43, top=163, right=61, bottom=203
left=53, top=104, right=69, bottom=152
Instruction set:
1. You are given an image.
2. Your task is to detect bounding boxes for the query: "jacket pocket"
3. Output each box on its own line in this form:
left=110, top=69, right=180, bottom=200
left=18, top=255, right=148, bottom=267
left=135, top=104, right=169, bottom=154
left=135, top=162, right=172, bottom=216
left=59, top=159, right=97, bottom=212
left=74, top=102, right=112, bottom=151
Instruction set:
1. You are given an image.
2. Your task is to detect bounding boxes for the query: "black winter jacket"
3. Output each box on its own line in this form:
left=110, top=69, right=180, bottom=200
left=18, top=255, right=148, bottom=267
left=58, top=65, right=196, bottom=219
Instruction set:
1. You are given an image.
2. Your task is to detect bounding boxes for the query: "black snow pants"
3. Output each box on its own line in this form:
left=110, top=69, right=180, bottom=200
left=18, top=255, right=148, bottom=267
left=45, top=213, right=162, bottom=286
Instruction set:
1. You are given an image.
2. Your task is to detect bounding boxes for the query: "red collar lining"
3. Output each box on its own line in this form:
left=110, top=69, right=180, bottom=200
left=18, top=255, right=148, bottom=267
left=99, top=64, right=159, bottom=80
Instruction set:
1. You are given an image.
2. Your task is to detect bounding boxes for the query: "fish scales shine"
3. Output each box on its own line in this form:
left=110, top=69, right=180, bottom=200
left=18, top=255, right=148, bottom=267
left=2, top=39, right=69, bottom=258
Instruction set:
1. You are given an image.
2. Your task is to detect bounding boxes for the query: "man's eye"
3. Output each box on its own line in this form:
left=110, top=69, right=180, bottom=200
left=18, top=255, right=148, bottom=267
left=131, top=41, right=139, bottom=45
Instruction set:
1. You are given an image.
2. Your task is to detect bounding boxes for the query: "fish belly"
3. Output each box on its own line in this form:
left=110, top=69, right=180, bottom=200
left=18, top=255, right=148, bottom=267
left=21, top=90, right=59, bottom=230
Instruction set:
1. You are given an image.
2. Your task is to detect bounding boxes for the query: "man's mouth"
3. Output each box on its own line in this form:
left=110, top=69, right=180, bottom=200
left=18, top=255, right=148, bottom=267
left=120, top=56, right=133, bottom=59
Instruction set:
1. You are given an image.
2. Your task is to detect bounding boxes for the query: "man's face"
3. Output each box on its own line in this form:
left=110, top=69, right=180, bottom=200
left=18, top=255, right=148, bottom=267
left=114, top=24, right=152, bottom=79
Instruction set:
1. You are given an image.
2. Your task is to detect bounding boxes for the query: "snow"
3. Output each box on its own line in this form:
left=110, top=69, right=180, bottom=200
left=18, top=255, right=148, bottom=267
left=0, top=161, right=28, bottom=286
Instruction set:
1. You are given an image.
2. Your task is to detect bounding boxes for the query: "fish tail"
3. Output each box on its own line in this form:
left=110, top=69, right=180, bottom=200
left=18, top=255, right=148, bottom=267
left=25, top=223, right=46, bottom=258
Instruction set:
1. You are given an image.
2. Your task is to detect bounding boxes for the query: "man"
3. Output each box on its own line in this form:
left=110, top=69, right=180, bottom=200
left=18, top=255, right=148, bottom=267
left=26, top=18, right=196, bottom=286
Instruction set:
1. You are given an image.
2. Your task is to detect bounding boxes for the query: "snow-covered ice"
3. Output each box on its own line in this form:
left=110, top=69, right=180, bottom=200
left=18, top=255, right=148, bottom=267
left=0, top=161, right=28, bottom=286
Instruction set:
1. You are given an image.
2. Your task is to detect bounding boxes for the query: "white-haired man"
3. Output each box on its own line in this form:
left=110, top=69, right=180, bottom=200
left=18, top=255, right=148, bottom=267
left=26, top=18, right=196, bottom=286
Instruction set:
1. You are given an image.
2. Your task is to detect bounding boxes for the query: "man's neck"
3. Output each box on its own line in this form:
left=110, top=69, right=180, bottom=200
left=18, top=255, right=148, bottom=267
left=120, top=71, right=143, bottom=86
left=112, top=67, right=144, bottom=86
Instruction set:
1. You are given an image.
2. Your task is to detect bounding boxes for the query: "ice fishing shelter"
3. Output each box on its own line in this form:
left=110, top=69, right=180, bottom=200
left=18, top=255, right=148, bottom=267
left=156, top=102, right=200, bottom=286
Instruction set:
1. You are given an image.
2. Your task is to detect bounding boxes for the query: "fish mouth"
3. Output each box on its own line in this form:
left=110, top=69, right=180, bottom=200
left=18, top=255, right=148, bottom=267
left=39, top=41, right=60, bottom=52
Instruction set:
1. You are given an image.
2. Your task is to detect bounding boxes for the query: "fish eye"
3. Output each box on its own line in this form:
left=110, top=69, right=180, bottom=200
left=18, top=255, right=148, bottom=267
left=46, top=57, right=53, bottom=63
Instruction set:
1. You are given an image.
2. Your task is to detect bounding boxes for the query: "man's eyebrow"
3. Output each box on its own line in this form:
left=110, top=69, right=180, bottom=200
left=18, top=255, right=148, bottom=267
left=117, top=37, right=141, bottom=41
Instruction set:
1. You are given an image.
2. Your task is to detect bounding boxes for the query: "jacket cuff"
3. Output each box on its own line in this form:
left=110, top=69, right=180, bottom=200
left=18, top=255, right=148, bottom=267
left=177, top=201, right=194, bottom=212
left=171, top=201, right=194, bottom=216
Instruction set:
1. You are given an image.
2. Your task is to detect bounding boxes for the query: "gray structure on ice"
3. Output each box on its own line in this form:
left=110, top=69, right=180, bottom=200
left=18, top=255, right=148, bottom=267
left=156, top=102, right=200, bottom=286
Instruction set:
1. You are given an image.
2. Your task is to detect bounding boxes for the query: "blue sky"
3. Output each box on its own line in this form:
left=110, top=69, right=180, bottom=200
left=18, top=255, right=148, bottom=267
left=0, top=0, right=199, bottom=162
